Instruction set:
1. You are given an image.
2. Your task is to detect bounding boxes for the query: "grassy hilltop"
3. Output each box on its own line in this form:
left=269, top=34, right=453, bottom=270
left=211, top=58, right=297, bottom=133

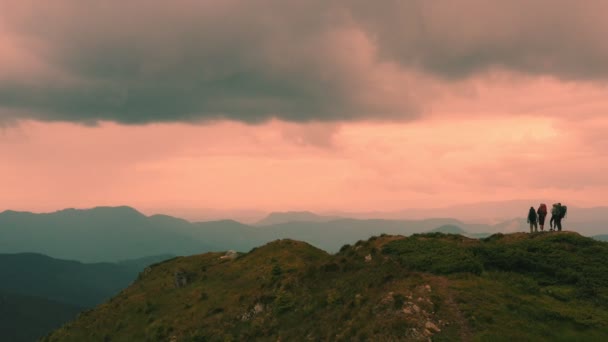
left=45, top=232, right=608, bottom=341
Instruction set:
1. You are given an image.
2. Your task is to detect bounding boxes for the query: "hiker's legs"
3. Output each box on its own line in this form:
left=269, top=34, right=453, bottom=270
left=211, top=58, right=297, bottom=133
left=529, top=224, right=533, bottom=233
left=534, top=222, right=538, bottom=232
left=556, top=219, right=562, bottom=231
left=539, top=215, right=545, bottom=231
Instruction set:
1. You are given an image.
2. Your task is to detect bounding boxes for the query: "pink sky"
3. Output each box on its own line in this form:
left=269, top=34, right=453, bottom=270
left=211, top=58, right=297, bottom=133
left=1, top=1, right=608, bottom=216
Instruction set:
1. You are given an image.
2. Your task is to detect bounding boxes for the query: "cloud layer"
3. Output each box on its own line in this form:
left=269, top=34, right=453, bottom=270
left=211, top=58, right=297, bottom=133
left=1, top=0, right=608, bottom=124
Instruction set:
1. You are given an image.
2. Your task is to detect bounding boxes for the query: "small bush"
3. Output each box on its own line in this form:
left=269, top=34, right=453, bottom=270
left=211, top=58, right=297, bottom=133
left=392, top=293, right=405, bottom=309
left=271, top=265, right=283, bottom=277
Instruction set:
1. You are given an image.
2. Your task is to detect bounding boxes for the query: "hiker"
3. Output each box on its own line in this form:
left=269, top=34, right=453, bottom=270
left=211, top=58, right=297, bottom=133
left=550, top=203, right=567, bottom=232
left=537, top=203, right=548, bottom=231
left=550, top=203, right=558, bottom=231
left=527, top=206, right=538, bottom=233
left=554, top=202, right=567, bottom=231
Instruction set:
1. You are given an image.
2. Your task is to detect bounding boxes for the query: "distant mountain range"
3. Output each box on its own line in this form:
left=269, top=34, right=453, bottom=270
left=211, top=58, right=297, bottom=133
left=1, top=206, right=605, bottom=263
left=594, top=235, right=608, bottom=241
left=325, top=200, right=608, bottom=228
left=255, top=211, right=344, bottom=226
left=0, top=206, right=211, bottom=262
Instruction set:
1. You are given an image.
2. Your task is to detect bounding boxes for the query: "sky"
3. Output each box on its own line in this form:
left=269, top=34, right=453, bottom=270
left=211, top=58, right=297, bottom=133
left=1, top=1, right=608, bottom=217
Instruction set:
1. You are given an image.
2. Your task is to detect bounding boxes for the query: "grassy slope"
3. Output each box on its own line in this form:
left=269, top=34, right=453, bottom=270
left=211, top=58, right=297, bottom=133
left=45, top=232, right=608, bottom=341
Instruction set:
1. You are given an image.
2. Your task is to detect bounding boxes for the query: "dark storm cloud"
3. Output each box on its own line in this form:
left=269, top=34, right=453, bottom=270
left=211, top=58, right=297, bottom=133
left=1, top=0, right=607, bottom=124
left=348, top=0, right=608, bottom=79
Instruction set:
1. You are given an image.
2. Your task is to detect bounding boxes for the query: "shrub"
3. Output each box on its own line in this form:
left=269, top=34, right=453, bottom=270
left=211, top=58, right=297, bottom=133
left=271, top=265, right=283, bottom=277
left=383, top=236, right=483, bottom=275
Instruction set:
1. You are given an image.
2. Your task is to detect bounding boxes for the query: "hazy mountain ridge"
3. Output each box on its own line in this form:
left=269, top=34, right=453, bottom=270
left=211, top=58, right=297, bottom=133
left=2, top=206, right=603, bottom=263
left=255, top=211, right=345, bottom=226
left=0, top=207, right=211, bottom=262
left=44, top=232, right=608, bottom=341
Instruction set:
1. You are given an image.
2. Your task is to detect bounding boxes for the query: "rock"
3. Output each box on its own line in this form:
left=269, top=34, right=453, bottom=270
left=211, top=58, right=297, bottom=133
left=241, top=303, right=265, bottom=321
left=380, top=292, right=395, bottom=305
left=138, top=266, right=153, bottom=280
left=424, top=284, right=431, bottom=292
left=402, top=307, right=412, bottom=315
left=364, top=254, right=372, bottom=262
left=355, top=293, right=363, bottom=306
left=220, top=250, right=238, bottom=260
left=425, top=321, right=441, bottom=332
left=253, top=303, right=264, bottom=314
left=174, top=270, right=188, bottom=288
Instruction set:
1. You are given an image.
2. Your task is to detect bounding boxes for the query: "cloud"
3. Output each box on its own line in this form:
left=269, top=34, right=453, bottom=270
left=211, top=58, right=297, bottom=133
left=349, top=0, right=608, bottom=79
left=0, top=0, right=608, bottom=124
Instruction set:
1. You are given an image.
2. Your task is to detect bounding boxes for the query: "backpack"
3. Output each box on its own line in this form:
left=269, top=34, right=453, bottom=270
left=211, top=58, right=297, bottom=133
left=538, top=203, right=547, bottom=215
left=551, top=204, right=559, bottom=216
left=559, top=205, right=567, bottom=219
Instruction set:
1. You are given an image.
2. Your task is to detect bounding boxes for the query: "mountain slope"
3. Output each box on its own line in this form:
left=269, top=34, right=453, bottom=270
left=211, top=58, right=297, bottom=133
left=0, top=253, right=172, bottom=307
left=45, top=232, right=608, bottom=341
left=0, top=291, right=82, bottom=342
left=0, top=253, right=172, bottom=342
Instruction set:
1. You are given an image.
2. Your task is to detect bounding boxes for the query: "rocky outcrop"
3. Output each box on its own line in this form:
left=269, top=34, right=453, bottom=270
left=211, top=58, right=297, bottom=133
left=240, top=303, right=265, bottom=321
left=375, top=284, right=445, bottom=341
left=220, top=250, right=238, bottom=260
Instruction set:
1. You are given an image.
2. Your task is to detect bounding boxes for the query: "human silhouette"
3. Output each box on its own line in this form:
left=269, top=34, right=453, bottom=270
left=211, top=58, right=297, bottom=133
left=527, top=206, right=538, bottom=233
left=537, top=203, right=547, bottom=231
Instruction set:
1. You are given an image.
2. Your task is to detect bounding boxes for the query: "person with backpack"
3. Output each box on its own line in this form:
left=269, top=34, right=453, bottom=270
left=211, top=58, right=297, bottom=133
left=537, top=203, right=548, bottom=231
left=527, top=206, right=538, bottom=233
left=555, top=203, right=567, bottom=231
left=550, top=203, right=558, bottom=231
left=550, top=203, right=567, bottom=232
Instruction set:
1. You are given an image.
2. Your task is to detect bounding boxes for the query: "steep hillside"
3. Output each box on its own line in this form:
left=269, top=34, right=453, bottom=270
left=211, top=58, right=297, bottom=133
left=45, top=232, right=608, bottom=341
left=0, top=253, right=172, bottom=342
left=0, top=291, right=82, bottom=342
left=0, top=253, right=172, bottom=307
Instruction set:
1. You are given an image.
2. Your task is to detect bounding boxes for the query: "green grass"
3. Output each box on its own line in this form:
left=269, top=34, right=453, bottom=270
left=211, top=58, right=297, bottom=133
left=44, top=233, right=608, bottom=341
